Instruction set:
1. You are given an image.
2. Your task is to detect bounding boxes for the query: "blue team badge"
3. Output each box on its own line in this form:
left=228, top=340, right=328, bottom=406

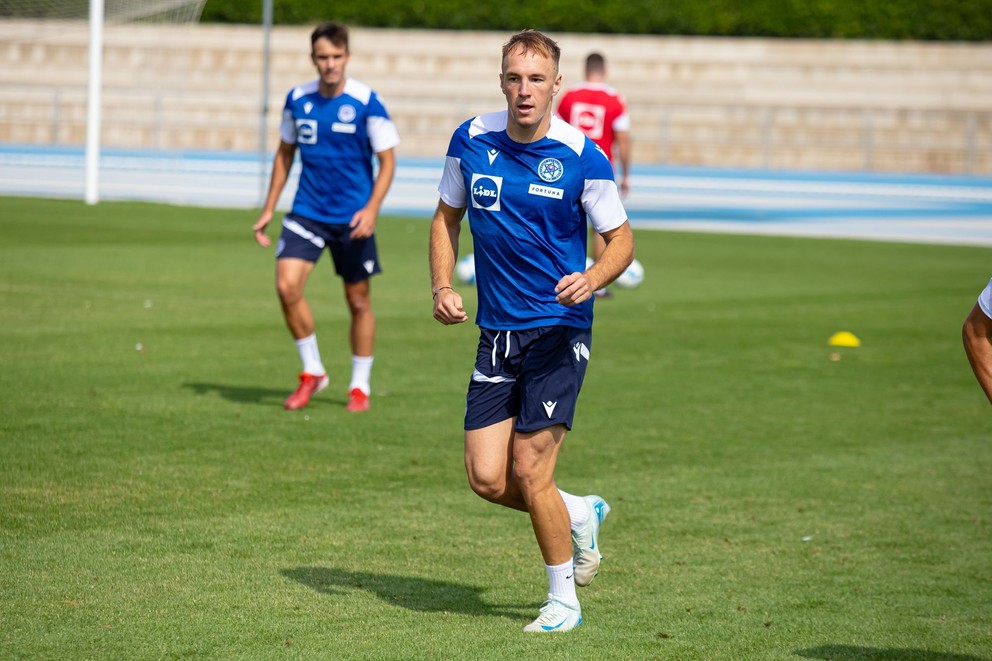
left=471, top=173, right=503, bottom=211
left=337, top=105, right=356, bottom=123
left=537, top=158, right=564, bottom=183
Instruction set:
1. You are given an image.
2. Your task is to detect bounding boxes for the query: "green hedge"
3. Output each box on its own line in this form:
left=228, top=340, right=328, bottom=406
left=199, top=0, right=992, bottom=41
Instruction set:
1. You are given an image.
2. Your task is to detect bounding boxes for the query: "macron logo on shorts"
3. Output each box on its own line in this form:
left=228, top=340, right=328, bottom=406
left=543, top=400, right=558, bottom=418
left=364, top=259, right=375, bottom=273
left=573, top=342, right=590, bottom=362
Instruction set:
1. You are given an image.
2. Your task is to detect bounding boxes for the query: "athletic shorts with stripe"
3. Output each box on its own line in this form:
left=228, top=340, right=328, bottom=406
left=464, top=326, right=592, bottom=433
left=275, top=213, right=382, bottom=283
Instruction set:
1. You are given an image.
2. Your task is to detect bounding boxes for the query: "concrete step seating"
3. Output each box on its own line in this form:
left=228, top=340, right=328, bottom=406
left=1, top=19, right=990, bottom=173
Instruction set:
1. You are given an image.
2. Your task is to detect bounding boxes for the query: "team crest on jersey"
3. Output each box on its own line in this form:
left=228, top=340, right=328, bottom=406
left=296, top=118, right=317, bottom=144
left=337, top=105, right=356, bottom=123
left=537, top=158, right=564, bottom=183
left=471, top=173, right=503, bottom=211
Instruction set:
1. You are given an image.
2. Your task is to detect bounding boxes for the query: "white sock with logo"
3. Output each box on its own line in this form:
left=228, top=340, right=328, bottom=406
left=349, top=355, right=373, bottom=395
left=559, top=489, right=590, bottom=531
left=295, top=333, right=325, bottom=376
left=546, top=559, right=579, bottom=609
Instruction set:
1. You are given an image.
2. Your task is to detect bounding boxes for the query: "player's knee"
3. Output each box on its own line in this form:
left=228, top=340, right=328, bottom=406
left=468, top=476, right=506, bottom=503
left=465, top=465, right=506, bottom=503
left=511, top=457, right=550, bottom=495
left=345, top=289, right=372, bottom=315
left=276, top=278, right=303, bottom=304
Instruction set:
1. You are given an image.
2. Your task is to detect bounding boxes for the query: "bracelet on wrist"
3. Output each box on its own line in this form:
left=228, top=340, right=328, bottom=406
left=432, top=286, right=453, bottom=299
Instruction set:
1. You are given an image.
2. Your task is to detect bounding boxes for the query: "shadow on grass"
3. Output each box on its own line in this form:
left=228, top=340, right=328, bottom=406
left=795, top=645, right=990, bottom=661
left=282, top=566, right=533, bottom=621
left=183, top=382, right=342, bottom=407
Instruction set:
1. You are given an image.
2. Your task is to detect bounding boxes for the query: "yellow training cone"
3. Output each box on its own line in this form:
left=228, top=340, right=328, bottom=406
left=828, top=331, right=861, bottom=347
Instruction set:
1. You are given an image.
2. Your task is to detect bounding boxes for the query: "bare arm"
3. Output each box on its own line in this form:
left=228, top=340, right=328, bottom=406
left=962, top=303, right=992, bottom=404
left=350, top=147, right=397, bottom=239
left=429, top=200, right=469, bottom=325
left=253, top=140, right=297, bottom=247
left=556, top=221, right=635, bottom=306
left=615, top=130, right=631, bottom=198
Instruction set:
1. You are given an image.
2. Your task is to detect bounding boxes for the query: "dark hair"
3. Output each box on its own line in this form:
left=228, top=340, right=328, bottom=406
left=502, top=29, right=561, bottom=72
left=311, top=21, right=349, bottom=53
left=585, top=52, right=606, bottom=75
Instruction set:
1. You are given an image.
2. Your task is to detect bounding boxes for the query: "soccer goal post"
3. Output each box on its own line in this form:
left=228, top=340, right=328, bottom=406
left=0, top=0, right=207, bottom=204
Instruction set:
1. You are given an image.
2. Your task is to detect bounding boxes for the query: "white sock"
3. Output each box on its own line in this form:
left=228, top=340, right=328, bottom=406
left=546, top=559, right=579, bottom=609
left=295, top=333, right=325, bottom=376
left=349, top=355, right=373, bottom=394
left=559, top=490, right=590, bottom=531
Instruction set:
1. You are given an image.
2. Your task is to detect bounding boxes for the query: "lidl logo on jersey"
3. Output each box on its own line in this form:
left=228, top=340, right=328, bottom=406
left=471, top=174, right=503, bottom=211
left=296, top=119, right=317, bottom=144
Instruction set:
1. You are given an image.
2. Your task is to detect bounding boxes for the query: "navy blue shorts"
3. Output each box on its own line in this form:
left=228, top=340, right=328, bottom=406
left=275, top=213, right=381, bottom=283
left=465, top=326, right=592, bottom=433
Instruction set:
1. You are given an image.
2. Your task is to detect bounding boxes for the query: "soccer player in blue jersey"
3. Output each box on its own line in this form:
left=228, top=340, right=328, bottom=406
left=253, top=22, right=399, bottom=412
left=429, top=30, right=635, bottom=632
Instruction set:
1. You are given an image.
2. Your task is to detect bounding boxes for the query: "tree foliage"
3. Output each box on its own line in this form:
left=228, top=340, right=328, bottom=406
left=199, top=0, right=992, bottom=41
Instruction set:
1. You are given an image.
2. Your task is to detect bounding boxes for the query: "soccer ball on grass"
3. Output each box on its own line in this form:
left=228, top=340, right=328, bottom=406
left=614, top=258, right=645, bottom=289
left=455, top=253, right=476, bottom=285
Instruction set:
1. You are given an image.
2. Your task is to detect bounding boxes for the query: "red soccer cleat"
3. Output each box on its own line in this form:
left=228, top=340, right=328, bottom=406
left=284, top=373, right=329, bottom=410
left=345, top=387, right=369, bottom=412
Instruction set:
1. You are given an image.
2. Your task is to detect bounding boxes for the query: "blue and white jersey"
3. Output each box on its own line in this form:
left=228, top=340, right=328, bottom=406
left=280, top=78, right=400, bottom=225
left=438, top=112, right=627, bottom=331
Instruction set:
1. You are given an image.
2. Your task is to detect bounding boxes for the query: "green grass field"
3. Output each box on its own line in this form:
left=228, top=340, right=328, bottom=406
left=1, top=195, right=990, bottom=660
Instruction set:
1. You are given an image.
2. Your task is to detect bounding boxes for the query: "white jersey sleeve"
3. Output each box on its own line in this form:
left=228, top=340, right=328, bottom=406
left=279, top=107, right=296, bottom=144
left=438, top=155, right=467, bottom=209
left=979, top=278, right=992, bottom=318
left=613, top=111, right=631, bottom=133
left=583, top=179, right=627, bottom=234
left=368, top=115, right=400, bottom=153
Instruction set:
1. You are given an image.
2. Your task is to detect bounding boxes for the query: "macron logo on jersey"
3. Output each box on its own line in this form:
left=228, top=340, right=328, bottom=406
left=487, top=149, right=499, bottom=165
left=471, top=174, right=502, bottom=211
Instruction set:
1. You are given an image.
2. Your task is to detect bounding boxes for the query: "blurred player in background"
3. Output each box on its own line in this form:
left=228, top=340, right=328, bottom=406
left=557, top=52, right=631, bottom=298
left=253, top=21, right=399, bottom=412
left=430, top=30, right=634, bottom=632
left=962, top=277, right=992, bottom=404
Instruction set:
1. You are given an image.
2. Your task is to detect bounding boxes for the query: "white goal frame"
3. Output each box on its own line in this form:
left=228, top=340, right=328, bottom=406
left=80, top=0, right=208, bottom=204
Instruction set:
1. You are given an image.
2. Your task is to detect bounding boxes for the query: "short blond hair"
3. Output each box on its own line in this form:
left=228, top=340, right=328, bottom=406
left=501, top=30, right=561, bottom=72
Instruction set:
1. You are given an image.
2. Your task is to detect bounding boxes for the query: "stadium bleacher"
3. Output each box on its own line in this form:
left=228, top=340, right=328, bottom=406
left=0, top=19, right=990, bottom=174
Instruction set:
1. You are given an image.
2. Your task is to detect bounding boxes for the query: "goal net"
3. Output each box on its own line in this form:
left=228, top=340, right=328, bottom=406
left=0, top=0, right=210, bottom=203
left=0, top=0, right=206, bottom=23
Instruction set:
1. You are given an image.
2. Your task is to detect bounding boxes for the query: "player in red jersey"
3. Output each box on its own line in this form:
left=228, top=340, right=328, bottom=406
left=557, top=53, right=631, bottom=296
